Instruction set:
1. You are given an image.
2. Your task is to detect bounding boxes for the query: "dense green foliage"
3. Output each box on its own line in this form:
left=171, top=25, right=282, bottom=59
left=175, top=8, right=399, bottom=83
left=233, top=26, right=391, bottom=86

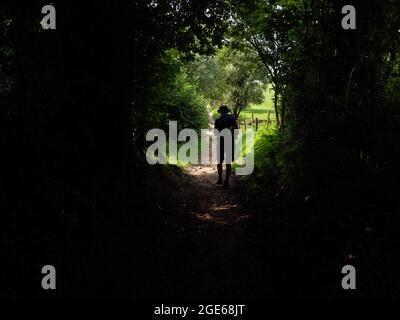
left=147, top=50, right=208, bottom=132
left=0, top=0, right=229, bottom=298
left=187, top=47, right=267, bottom=117
left=233, top=0, right=400, bottom=191
left=238, top=0, right=400, bottom=297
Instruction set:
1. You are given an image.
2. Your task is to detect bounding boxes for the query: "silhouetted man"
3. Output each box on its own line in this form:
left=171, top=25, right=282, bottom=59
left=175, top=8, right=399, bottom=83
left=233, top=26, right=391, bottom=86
left=215, top=105, right=238, bottom=188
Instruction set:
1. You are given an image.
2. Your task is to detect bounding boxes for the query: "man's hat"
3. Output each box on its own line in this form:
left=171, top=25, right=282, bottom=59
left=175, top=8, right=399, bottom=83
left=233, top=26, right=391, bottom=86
left=218, top=105, right=230, bottom=114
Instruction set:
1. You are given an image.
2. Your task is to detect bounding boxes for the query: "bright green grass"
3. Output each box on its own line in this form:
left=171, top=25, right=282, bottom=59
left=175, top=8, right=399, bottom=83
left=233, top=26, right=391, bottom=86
left=239, top=85, right=275, bottom=122
left=211, top=85, right=276, bottom=123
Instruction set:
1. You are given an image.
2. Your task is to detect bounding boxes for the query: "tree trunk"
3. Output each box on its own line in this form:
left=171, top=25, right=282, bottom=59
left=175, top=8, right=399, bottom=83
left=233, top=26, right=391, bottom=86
left=274, top=88, right=281, bottom=128
left=281, top=96, right=285, bottom=130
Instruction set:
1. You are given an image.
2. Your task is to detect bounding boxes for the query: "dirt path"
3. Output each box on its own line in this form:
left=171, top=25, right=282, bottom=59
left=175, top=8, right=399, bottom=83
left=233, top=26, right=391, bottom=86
left=157, top=163, right=268, bottom=300
left=148, top=114, right=269, bottom=300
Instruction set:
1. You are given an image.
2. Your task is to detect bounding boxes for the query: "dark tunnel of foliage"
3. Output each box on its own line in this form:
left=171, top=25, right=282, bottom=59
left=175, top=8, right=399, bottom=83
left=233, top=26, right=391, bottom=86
left=0, top=0, right=400, bottom=299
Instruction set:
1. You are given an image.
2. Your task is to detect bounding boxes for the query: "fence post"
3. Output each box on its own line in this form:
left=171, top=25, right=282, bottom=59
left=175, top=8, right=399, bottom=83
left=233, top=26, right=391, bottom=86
left=255, top=118, right=259, bottom=131
left=266, top=110, right=271, bottom=128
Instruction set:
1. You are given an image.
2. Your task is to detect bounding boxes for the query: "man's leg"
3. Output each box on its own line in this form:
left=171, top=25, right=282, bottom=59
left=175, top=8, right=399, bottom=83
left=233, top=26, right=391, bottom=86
left=216, top=137, right=224, bottom=184
left=224, top=164, right=231, bottom=187
left=224, top=138, right=233, bottom=187
left=217, top=164, right=223, bottom=184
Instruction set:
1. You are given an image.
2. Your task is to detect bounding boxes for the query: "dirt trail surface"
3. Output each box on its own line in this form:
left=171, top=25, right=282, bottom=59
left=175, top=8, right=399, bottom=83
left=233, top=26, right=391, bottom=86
left=157, top=164, right=269, bottom=300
